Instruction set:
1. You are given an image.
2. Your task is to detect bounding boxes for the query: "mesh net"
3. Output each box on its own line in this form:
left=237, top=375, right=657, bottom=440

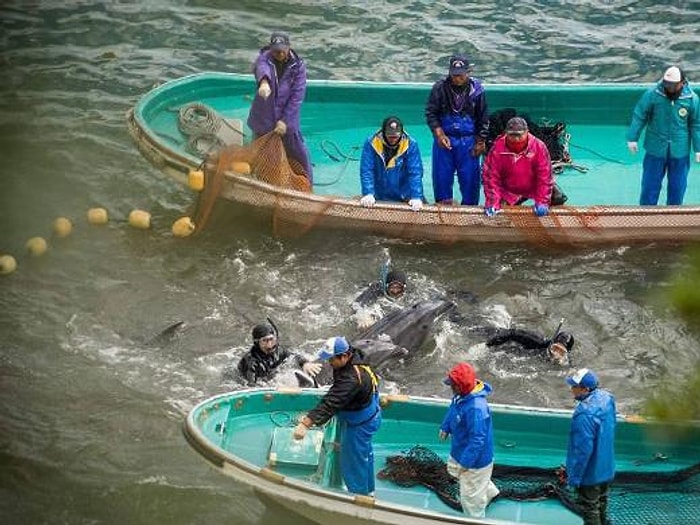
left=194, top=132, right=311, bottom=232
left=377, top=445, right=700, bottom=524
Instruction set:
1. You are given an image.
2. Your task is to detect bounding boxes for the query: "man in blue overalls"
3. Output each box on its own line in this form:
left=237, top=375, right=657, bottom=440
left=425, top=55, right=490, bottom=205
left=293, top=336, right=381, bottom=495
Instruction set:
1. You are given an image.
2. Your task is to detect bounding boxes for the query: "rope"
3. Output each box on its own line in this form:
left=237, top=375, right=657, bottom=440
left=175, top=102, right=245, bottom=157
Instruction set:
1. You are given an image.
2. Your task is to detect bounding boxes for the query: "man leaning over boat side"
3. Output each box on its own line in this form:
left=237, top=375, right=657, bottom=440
left=439, top=362, right=499, bottom=518
left=425, top=54, right=489, bottom=205
left=563, top=368, right=616, bottom=525
left=293, top=336, right=382, bottom=496
left=358, top=116, right=425, bottom=211
left=247, top=31, right=314, bottom=183
left=481, top=117, right=554, bottom=217
left=235, top=323, right=321, bottom=385
left=626, top=66, right=700, bottom=205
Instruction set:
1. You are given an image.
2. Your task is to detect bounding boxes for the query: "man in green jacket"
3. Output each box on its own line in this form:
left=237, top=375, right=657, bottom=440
left=626, top=66, right=700, bottom=205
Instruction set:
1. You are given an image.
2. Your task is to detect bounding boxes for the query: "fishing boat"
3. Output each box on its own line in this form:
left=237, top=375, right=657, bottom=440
left=183, top=387, right=700, bottom=525
left=127, top=72, right=700, bottom=246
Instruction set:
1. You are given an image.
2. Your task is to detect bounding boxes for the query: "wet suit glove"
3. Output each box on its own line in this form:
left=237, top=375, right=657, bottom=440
left=533, top=204, right=549, bottom=217
left=274, top=120, right=287, bottom=135
left=257, top=79, right=271, bottom=100
left=408, top=198, right=423, bottom=211
left=484, top=206, right=502, bottom=217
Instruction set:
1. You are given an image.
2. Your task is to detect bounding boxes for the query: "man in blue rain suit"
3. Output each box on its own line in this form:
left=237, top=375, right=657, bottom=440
left=426, top=54, right=489, bottom=205
left=626, top=66, right=700, bottom=205
left=359, top=116, right=425, bottom=211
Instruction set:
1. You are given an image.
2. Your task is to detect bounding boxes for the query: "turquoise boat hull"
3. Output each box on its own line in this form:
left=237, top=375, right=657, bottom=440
left=127, top=73, right=700, bottom=245
left=183, top=387, right=700, bottom=525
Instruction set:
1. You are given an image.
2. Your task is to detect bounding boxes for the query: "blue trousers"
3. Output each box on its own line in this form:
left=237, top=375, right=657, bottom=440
left=339, top=411, right=381, bottom=495
left=432, top=136, right=481, bottom=205
left=640, top=152, right=689, bottom=205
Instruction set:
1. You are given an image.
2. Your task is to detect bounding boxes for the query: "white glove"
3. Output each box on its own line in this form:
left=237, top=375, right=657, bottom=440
left=257, top=79, right=271, bottom=100
left=273, top=120, right=287, bottom=135
left=302, top=362, right=322, bottom=377
left=360, top=194, right=376, bottom=207
left=695, top=152, right=700, bottom=163
left=408, top=198, right=423, bottom=211
left=627, top=141, right=638, bottom=154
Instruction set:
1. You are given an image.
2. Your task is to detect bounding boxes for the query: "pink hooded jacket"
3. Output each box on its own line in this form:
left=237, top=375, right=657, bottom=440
left=482, top=134, right=553, bottom=208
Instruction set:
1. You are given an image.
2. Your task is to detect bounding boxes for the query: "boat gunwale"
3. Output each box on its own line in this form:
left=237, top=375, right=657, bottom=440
left=182, top=387, right=578, bottom=525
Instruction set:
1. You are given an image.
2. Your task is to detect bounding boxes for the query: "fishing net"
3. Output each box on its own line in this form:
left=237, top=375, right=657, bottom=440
left=377, top=445, right=700, bottom=524
left=194, top=132, right=312, bottom=232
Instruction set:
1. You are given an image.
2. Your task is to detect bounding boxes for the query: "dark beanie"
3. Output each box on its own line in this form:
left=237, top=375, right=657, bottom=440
left=385, top=269, right=407, bottom=285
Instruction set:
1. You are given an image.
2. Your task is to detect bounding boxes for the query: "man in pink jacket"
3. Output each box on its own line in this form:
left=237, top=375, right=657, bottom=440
left=482, top=117, right=553, bottom=217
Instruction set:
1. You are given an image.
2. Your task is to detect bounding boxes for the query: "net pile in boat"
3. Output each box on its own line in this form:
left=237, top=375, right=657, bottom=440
left=487, top=108, right=571, bottom=170
left=195, top=132, right=311, bottom=231
left=377, top=445, right=700, bottom=524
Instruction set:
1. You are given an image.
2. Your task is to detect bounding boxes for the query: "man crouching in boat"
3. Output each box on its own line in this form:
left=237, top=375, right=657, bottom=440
left=236, top=323, right=321, bottom=385
left=247, top=31, right=314, bottom=183
left=440, top=362, right=499, bottom=517
left=293, top=336, right=382, bottom=496
left=482, top=117, right=554, bottom=217
left=359, top=116, right=425, bottom=211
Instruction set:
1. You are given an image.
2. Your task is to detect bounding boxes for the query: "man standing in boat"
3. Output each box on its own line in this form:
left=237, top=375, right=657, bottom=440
left=481, top=117, right=553, bottom=217
left=293, top=336, right=382, bottom=496
left=440, top=362, right=499, bottom=517
left=425, top=54, right=489, bottom=205
left=626, top=66, right=700, bottom=205
left=247, top=31, right=314, bottom=183
left=564, top=368, right=616, bottom=525
left=358, top=116, right=425, bottom=211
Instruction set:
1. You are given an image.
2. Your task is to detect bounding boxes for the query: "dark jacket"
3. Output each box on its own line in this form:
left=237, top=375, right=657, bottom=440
left=425, top=77, right=489, bottom=140
left=306, top=351, right=378, bottom=426
left=237, top=343, right=305, bottom=385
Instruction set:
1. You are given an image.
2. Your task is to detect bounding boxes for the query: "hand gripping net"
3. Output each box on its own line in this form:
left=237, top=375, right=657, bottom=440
left=194, top=132, right=311, bottom=231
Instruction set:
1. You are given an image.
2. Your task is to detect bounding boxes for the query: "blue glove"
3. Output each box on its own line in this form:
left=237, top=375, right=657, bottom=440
left=533, top=204, right=549, bottom=217
left=484, top=206, right=501, bottom=217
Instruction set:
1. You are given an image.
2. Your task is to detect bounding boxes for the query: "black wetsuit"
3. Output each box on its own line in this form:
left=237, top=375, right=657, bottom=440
left=237, top=344, right=306, bottom=385
left=486, top=328, right=574, bottom=358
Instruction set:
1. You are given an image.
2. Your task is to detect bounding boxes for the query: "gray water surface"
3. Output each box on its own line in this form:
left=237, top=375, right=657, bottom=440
left=2, top=2, right=700, bottom=524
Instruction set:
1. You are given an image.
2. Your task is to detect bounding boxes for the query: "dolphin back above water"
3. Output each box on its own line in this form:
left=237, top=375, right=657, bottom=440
left=295, top=299, right=456, bottom=387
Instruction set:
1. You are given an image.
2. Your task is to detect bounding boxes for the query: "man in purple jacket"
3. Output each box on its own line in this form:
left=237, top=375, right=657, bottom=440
left=247, top=32, right=313, bottom=183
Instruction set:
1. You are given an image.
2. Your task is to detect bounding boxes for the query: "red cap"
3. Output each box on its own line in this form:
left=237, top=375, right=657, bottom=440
left=444, top=362, right=476, bottom=394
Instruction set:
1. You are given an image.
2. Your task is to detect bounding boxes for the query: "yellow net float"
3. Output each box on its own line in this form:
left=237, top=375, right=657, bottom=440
left=188, top=169, right=204, bottom=191
left=53, top=217, right=73, bottom=238
left=231, top=161, right=251, bottom=175
left=26, top=236, right=48, bottom=257
left=172, top=216, right=195, bottom=237
left=0, top=254, right=18, bottom=275
left=87, top=207, right=109, bottom=225
left=128, top=209, right=151, bottom=229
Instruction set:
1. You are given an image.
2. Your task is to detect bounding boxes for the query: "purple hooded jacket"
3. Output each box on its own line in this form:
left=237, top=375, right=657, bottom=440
left=247, top=47, right=307, bottom=136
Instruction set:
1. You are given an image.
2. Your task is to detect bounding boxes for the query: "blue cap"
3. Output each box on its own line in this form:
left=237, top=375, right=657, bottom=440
left=317, top=336, right=350, bottom=360
left=566, top=368, right=599, bottom=390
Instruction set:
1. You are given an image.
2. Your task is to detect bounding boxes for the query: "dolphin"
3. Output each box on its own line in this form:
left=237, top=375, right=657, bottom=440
left=295, top=299, right=456, bottom=387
